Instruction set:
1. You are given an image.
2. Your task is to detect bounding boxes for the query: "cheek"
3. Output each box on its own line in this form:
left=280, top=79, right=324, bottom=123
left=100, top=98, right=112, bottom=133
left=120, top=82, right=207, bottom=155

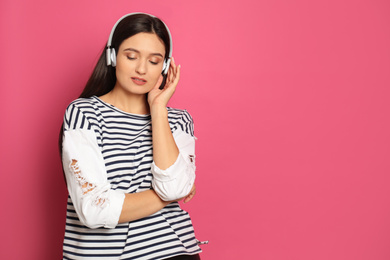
left=149, top=67, right=163, bottom=82
left=115, top=59, right=132, bottom=78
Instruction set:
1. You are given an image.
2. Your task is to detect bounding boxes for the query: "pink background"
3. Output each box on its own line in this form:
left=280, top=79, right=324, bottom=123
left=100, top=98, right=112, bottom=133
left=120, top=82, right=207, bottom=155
left=1, top=0, right=389, bottom=259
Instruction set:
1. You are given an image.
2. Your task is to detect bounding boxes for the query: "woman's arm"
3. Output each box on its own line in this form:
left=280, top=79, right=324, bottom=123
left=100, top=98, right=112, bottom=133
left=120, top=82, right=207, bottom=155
left=147, top=59, right=197, bottom=202
left=151, top=107, right=179, bottom=169
left=118, top=190, right=170, bottom=223
left=63, top=127, right=178, bottom=228
left=63, top=106, right=194, bottom=230
left=148, top=58, right=181, bottom=169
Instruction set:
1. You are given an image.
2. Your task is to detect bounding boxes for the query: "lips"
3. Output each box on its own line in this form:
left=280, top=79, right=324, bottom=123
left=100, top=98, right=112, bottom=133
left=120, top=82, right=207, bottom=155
left=131, top=77, right=147, bottom=86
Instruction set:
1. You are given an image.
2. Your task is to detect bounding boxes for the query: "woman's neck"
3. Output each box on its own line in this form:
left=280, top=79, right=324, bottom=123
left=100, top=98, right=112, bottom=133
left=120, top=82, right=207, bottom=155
left=99, top=87, right=150, bottom=115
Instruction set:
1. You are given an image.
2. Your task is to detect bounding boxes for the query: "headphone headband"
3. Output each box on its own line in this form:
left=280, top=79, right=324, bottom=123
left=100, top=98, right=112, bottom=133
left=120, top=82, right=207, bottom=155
left=106, top=12, right=172, bottom=75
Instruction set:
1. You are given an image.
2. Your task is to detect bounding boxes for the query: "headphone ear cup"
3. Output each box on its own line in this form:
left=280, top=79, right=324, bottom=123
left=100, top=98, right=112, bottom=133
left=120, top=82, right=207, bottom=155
left=111, top=48, right=117, bottom=67
left=162, top=58, right=171, bottom=75
left=162, top=60, right=167, bottom=74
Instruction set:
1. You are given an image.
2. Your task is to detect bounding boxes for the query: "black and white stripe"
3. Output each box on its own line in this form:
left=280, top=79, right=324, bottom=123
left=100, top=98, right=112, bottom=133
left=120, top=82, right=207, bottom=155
left=62, top=96, right=200, bottom=259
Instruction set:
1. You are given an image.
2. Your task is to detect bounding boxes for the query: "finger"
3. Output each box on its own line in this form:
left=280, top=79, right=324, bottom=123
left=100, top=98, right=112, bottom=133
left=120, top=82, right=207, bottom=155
left=183, top=193, right=193, bottom=203
left=183, top=186, right=196, bottom=203
left=171, top=57, right=178, bottom=78
left=167, top=68, right=173, bottom=85
left=168, top=58, right=176, bottom=84
left=168, top=64, right=179, bottom=88
left=172, top=64, right=180, bottom=86
left=164, top=59, right=180, bottom=95
left=171, top=56, right=176, bottom=70
left=184, top=190, right=195, bottom=203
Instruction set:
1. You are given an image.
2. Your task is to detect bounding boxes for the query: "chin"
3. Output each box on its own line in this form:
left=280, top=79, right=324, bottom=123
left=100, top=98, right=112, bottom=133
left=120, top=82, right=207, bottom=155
left=128, top=85, right=154, bottom=95
left=115, top=81, right=151, bottom=95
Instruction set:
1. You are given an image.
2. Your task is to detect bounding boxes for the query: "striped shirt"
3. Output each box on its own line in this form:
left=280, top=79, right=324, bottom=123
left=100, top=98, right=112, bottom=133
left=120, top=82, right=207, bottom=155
left=61, top=96, right=201, bottom=259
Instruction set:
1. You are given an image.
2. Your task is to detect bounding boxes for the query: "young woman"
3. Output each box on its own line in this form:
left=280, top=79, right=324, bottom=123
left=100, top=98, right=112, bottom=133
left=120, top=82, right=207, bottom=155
left=59, top=13, right=202, bottom=259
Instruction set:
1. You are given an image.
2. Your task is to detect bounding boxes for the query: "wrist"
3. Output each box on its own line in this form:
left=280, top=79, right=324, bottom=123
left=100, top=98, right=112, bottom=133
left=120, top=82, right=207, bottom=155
left=150, top=105, right=168, bottom=118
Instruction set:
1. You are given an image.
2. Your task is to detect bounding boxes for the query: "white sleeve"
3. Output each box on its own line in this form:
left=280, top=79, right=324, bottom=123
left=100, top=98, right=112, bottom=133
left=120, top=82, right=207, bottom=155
left=62, top=128, right=125, bottom=229
left=151, top=129, right=196, bottom=201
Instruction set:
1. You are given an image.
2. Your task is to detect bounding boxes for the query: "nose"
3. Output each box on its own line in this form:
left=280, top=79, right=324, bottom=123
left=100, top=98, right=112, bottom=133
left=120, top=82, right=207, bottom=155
left=135, top=59, right=147, bottom=75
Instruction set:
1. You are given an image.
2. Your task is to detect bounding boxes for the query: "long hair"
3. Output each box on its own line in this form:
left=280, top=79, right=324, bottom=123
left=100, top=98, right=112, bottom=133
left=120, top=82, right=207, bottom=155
left=58, top=13, right=171, bottom=158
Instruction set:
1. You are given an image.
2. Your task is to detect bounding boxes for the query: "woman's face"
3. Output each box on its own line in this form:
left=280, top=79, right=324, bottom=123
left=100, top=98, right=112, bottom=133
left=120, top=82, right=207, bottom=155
left=114, top=32, right=166, bottom=95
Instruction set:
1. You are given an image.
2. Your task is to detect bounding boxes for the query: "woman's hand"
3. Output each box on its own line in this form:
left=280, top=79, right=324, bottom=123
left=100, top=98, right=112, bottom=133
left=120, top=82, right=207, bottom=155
left=168, top=184, right=196, bottom=204
left=182, top=184, right=196, bottom=204
left=148, top=57, right=181, bottom=112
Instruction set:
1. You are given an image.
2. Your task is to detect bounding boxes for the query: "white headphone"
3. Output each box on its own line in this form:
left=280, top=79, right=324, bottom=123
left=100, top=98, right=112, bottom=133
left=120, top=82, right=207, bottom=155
left=106, top=12, right=172, bottom=76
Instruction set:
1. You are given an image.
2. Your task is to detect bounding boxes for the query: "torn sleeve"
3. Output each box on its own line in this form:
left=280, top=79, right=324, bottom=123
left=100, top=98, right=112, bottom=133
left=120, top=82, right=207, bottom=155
left=151, top=129, right=196, bottom=201
left=62, top=128, right=125, bottom=229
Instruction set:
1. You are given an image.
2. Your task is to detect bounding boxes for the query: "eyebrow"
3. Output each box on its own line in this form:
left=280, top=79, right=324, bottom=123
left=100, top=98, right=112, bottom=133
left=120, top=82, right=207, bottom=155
left=123, top=48, right=164, bottom=58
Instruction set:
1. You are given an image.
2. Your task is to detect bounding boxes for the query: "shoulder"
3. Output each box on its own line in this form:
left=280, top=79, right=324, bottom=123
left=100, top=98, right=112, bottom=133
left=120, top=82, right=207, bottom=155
left=64, top=97, right=104, bottom=120
left=65, top=97, right=99, bottom=113
left=167, top=107, right=194, bottom=136
left=63, top=97, right=101, bottom=130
